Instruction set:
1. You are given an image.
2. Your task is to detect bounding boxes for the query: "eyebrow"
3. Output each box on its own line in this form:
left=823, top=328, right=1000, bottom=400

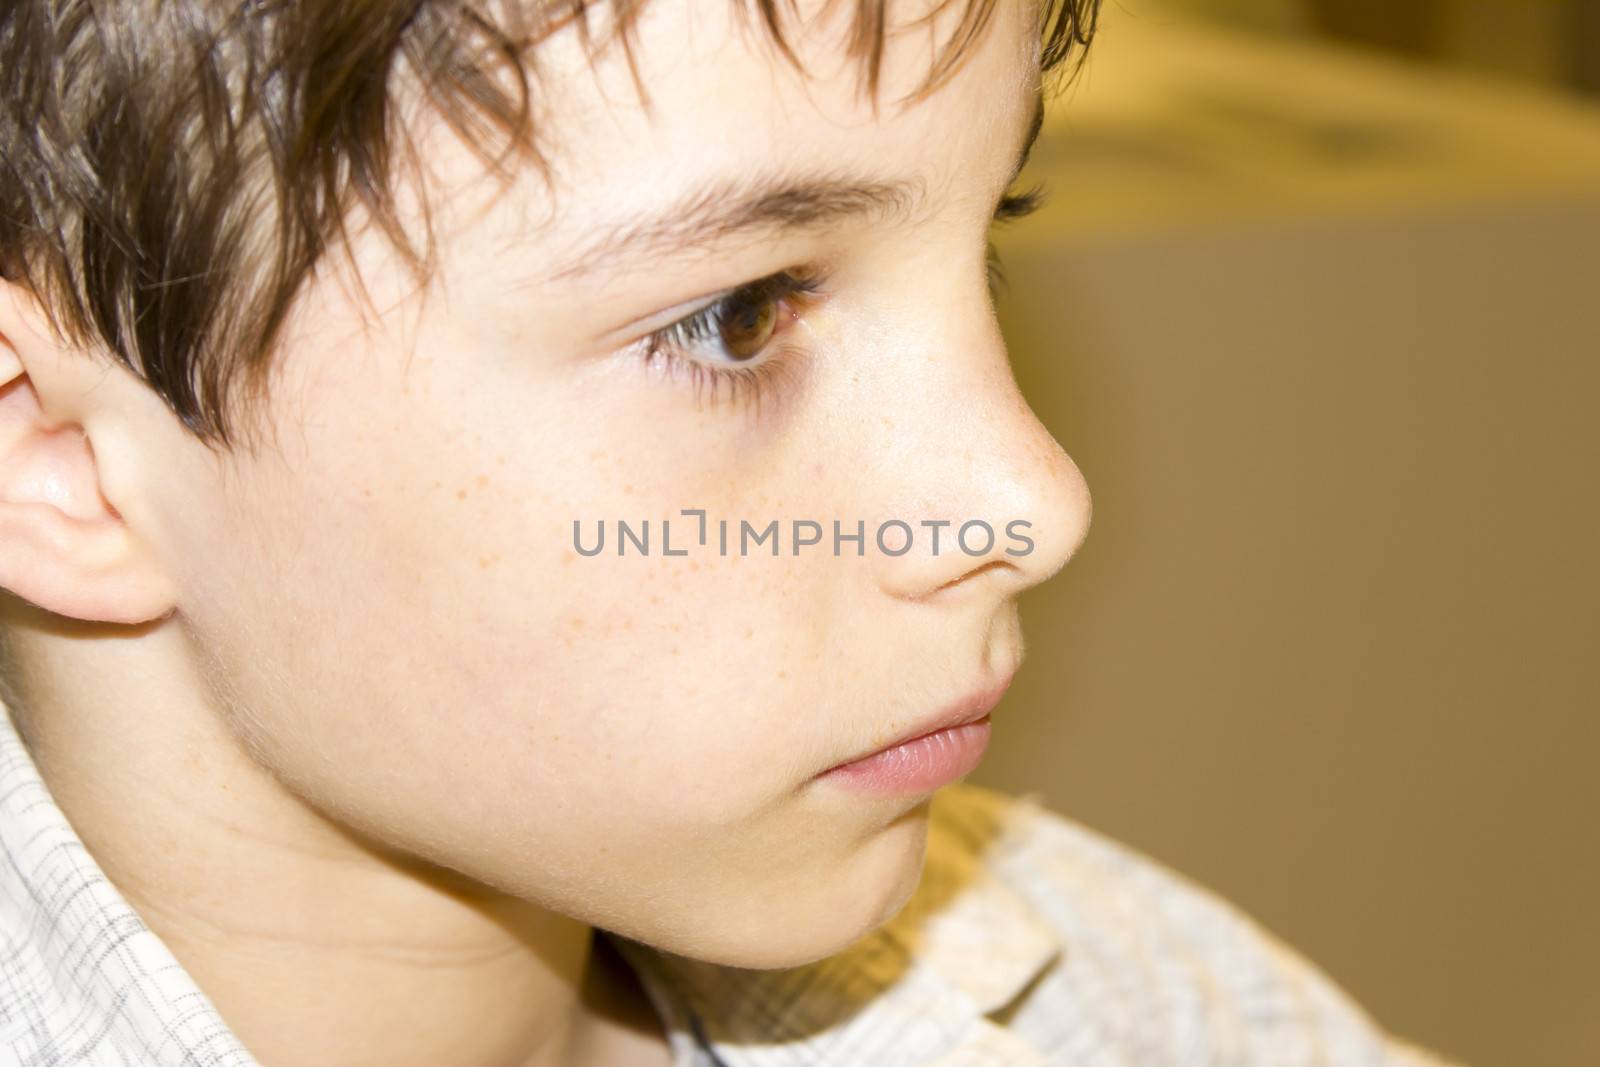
left=543, top=86, right=1047, bottom=283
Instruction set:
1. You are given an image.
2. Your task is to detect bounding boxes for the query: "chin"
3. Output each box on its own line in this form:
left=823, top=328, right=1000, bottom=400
left=654, top=809, right=934, bottom=971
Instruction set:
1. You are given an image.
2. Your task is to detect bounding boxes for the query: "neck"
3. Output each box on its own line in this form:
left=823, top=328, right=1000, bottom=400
left=11, top=626, right=670, bottom=1067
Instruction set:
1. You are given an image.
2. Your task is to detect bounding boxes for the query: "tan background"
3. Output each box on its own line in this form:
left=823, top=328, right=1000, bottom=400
left=971, top=5, right=1600, bottom=1066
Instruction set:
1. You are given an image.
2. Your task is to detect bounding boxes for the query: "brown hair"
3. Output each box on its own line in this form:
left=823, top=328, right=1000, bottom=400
left=0, top=0, right=1098, bottom=454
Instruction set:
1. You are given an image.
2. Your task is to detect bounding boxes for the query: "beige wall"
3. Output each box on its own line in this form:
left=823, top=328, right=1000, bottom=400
left=1156, top=0, right=1598, bottom=95
left=970, top=8, right=1600, bottom=1066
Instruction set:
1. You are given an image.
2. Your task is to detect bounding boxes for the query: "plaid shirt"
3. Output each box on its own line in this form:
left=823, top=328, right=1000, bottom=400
left=1, top=699, right=1458, bottom=1066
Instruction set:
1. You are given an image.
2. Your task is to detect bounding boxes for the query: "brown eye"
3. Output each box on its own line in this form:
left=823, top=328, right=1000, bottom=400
left=716, top=288, right=780, bottom=361
left=640, top=267, right=824, bottom=373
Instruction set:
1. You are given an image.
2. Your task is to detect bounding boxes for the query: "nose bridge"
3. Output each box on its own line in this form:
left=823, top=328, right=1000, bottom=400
left=862, top=308, right=1092, bottom=602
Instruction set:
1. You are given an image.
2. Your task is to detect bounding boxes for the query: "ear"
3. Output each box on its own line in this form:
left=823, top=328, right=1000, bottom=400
left=0, top=284, right=178, bottom=625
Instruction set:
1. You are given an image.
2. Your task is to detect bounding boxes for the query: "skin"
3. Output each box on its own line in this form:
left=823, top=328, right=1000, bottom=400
left=0, top=1, right=1091, bottom=1065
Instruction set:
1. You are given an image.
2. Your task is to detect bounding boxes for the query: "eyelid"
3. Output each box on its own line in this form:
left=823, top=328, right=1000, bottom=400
left=613, top=259, right=825, bottom=351
left=613, top=180, right=1037, bottom=344
left=606, top=278, right=753, bottom=343
left=642, top=267, right=826, bottom=358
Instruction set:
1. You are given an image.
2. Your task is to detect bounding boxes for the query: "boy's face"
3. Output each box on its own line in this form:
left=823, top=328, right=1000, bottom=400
left=137, top=0, right=1091, bottom=966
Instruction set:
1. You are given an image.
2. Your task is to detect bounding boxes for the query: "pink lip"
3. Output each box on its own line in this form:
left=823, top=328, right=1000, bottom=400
left=814, top=669, right=1016, bottom=795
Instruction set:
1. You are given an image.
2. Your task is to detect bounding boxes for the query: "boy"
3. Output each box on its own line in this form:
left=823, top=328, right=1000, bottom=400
left=0, top=1, right=1456, bottom=1063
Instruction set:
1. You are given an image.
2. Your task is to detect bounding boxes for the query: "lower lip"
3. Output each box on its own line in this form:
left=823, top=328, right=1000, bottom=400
left=814, top=716, right=992, bottom=795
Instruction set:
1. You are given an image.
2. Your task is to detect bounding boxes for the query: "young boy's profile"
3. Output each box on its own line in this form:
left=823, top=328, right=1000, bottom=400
left=0, top=1, right=1460, bottom=1064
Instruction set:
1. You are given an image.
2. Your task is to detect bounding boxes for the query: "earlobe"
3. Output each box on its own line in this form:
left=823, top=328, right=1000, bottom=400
left=0, top=291, right=178, bottom=626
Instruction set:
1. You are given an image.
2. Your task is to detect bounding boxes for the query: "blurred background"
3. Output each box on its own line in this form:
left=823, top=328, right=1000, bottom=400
left=973, top=2, right=1600, bottom=1066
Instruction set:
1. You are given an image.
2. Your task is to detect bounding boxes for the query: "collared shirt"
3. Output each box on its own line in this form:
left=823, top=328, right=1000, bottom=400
left=0, top=699, right=1458, bottom=1066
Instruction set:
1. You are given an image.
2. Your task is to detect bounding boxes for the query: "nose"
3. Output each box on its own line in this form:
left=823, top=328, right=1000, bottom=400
left=861, top=308, right=1092, bottom=603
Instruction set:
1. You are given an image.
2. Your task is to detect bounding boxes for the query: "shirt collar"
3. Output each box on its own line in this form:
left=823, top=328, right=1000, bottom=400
left=606, top=785, right=1064, bottom=1067
left=0, top=697, right=261, bottom=1065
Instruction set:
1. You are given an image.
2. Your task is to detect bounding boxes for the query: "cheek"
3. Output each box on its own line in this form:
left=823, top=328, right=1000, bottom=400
left=188, top=357, right=865, bottom=883
left=372, top=445, right=847, bottom=818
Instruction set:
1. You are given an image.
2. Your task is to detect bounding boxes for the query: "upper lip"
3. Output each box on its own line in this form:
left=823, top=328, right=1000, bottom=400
left=826, top=666, right=1017, bottom=770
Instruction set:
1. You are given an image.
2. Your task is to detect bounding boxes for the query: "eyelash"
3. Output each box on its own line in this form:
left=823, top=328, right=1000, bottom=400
left=637, top=181, right=1049, bottom=413
left=987, top=183, right=1047, bottom=299
left=636, top=267, right=828, bottom=416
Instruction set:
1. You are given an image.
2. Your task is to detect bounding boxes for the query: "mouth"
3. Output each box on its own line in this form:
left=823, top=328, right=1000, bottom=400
left=812, top=667, right=1016, bottom=796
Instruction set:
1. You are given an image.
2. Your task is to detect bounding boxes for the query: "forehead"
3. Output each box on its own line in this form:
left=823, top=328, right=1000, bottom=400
left=419, top=0, right=1038, bottom=273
